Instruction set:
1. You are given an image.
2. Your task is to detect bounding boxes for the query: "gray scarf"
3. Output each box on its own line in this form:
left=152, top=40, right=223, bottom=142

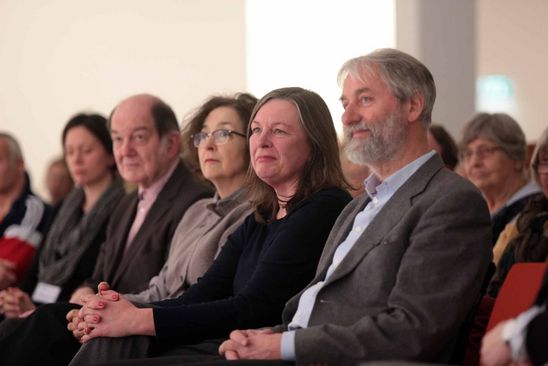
left=38, top=178, right=125, bottom=286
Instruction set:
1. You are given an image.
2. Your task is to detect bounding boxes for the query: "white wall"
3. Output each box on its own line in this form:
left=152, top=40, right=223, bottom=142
left=246, top=0, right=395, bottom=134
left=396, top=0, right=476, bottom=140
left=477, top=0, right=548, bottom=142
left=0, top=0, right=246, bottom=198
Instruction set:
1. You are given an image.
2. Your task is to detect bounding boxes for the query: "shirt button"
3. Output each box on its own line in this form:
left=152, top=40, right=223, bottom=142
left=373, top=197, right=379, bottom=204
left=355, top=226, right=363, bottom=233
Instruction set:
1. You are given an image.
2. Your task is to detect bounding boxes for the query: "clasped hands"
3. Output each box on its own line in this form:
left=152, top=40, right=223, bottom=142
left=66, top=281, right=136, bottom=343
left=0, top=287, right=35, bottom=318
left=219, top=329, right=327, bottom=365
left=218, top=328, right=282, bottom=361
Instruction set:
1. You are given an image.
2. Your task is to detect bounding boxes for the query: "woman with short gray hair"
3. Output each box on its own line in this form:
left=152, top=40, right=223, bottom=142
left=486, top=126, right=548, bottom=297
left=460, top=113, right=541, bottom=245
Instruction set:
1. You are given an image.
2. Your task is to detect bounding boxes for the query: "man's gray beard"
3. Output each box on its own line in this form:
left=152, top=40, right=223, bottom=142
left=343, top=112, right=407, bottom=165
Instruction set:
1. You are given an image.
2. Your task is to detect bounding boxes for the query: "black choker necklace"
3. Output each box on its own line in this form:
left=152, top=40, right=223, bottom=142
left=278, top=198, right=290, bottom=209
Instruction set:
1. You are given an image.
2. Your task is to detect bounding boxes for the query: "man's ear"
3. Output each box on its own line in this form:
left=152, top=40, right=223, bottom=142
left=406, top=93, right=425, bottom=124
left=166, top=131, right=182, bottom=157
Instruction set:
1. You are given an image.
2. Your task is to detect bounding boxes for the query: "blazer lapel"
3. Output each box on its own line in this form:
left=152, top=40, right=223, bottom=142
left=322, top=155, right=444, bottom=286
left=315, top=194, right=370, bottom=274
left=112, top=161, right=188, bottom=285
left=106, top=193, right=138, bottom=283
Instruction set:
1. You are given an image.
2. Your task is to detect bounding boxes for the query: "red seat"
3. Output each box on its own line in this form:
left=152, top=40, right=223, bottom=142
left=486, top=262, right=546, bottom=331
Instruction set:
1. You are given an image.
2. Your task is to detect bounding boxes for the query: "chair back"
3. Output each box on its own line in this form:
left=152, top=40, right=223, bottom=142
left=485, top=262, right=546, bottom=332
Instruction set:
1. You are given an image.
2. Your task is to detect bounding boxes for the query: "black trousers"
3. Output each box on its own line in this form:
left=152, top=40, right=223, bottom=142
left=74, top=337, right=293, bottom=366
left=0, top=302, right=81, bottom=366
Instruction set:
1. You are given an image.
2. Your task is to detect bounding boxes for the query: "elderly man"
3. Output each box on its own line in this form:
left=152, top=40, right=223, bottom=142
left=71, top=94, right=212, bottom=298
left=0, top=94, right=212, bottom=365
left=0, top=133, right=50, bottom=290
left=202, top=49, right=490, bottom=365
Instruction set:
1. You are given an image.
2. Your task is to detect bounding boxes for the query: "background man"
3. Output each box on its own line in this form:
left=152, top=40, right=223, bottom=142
left=0, top=133, right=50, bottom=289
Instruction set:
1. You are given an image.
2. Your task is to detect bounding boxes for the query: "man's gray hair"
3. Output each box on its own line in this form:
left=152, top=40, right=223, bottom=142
left=337, top=48, right=436, bottom=127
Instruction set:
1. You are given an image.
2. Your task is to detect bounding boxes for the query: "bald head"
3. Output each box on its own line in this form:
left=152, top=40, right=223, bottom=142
left=109, top=94, right=179, bottom=138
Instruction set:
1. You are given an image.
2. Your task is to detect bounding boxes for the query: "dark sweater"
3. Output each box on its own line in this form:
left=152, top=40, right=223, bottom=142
left=152, top=187, right=352, bottom=342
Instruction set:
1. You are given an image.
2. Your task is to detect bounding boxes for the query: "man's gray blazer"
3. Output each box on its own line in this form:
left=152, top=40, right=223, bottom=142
left=279, top=154, right=492, bottom=365
left=83, top=160, right=213, bottom=294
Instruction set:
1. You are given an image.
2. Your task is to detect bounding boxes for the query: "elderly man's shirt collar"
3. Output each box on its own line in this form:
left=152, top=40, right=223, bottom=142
left=364, top=150, right=436, bottom=202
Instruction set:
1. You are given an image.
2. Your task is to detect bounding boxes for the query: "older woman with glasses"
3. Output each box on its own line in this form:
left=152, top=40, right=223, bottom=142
left=460, top=113, right=541, bottom=245
left=486, top=126, right=548, bottom=297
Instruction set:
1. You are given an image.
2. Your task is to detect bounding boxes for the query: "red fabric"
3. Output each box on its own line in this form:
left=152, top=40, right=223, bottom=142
left=0, top=237, right=36, bottom=281
left=486, top=263, right=546, bottom=331
left=464, top=263, right=546, bottom=366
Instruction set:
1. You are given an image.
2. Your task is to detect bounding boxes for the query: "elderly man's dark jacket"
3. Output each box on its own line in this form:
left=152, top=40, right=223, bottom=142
left=83, top=160, right=212, bottom=293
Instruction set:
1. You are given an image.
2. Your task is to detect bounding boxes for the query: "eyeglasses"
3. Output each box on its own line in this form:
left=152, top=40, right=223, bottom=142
left=192, top=129, right=246, bottom=148
left=460, top=146, right=502, bottom=162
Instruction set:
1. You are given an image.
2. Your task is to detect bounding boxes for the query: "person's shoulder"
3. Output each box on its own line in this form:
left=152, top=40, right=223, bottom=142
left=25, top=192, right=52, bottom=226
left=308, top=187, right=353, bottom=204
left=26, top=192, right=49, bottom=210
left=184, top=196, right=216, bottom=217
left=228, top=211, right=258, bottom=238
left=430, top=166, right=482, bottom=196
left=171, top=162, right=214, bottom=199
left=419, top=168, right=489, bottom=217
left=287, top=187, right=352, bottom=223
left=110, top=189, right=136, bottom=216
